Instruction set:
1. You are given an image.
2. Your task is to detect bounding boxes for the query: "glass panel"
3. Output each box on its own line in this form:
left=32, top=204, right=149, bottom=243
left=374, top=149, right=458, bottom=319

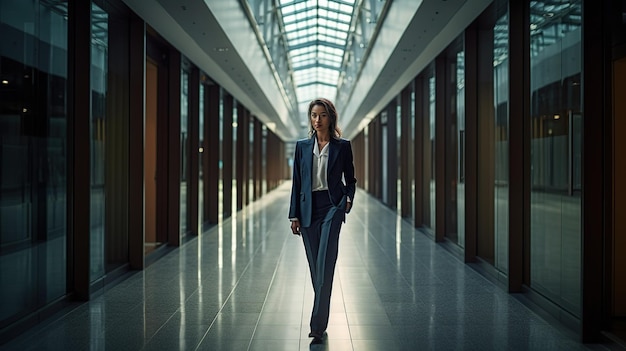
left=0, top=0, right=68, bottom=324
left=103, top=3, right=130, bottom=272
left=456, top=50, right=466, bottom=248
left=493, top=2, right=509, bottom=273
left=218, top=88, right=224, bottom=217
left=444, top=38, right=464, bottom=247
left=180, top=68, right=189, bottom=235
left=529, top=0, right=582, bottom=317
left=90, top=2, right=108, bottom=281
left=397, top=98, right=402, bottom=212
left=477, top=1, right=510, bottom=273
left=199, top=82, right=204, bottom=229
left=145, top=57, right=159, bottom=254
left=421, top=69, right=436, bottom=230
left=429, top=75, right=436, bottom=230
left=232, top=100, right=238, bottom=215
left=410, top=83, right=416, bottom=221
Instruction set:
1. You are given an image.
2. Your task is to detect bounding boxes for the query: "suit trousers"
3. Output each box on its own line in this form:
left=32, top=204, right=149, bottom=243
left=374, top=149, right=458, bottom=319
left=301, top=190, right=344, bottom=333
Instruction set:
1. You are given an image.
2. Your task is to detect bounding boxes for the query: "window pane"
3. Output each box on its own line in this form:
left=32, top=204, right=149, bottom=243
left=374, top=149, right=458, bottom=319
left=443, top=38, right=464, bottom=247
left=476, top=1, right=510, bottom=273
left=0, top=0, right=68, bottom=323
left=180, top=69, right=190, bottom=235
left=494, top=4, right=510, bottom=273
left=529, top=0, right=582, bottom=317
left=90, top=2, right=108, bottom=281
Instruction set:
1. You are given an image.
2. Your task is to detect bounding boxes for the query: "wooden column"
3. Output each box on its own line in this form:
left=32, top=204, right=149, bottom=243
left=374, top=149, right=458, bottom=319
left=386, top=100, right=398, bottom=209
left=373, top=117, right=382, bottom=199
left=236, top=104, right=246, bottom=210
left=243, top=112, right=251, bottom=205
left=581, top=0, right=608, bottom=342
left=266, top=132, right=273, bottom=191
left=400, top=87, right=412, bottom=218
left=249, top=118, right=256, bottom=201
left=206, top=84, right=220, bottom=224
left=254, top=119, right=263, bottom=199
left=167, top=49, right=181, bottom=246
left=128, top=13, right=145, bottom=269
left=189, top=68, right=200, bottom=235
left=508, top=0, right=530, bottom=292
left=68, top=0, right=91, bottom=300
left=464, top=22, right=478, bottom=262
left=414, top=76, right=425, bottom=227
left=435, top=56, right=446, bottom=243
left=367, top=122, right=374, bottom=195
left=352, top=133, right=365, bottom=190
left=222, top=93, right=233, bottom=218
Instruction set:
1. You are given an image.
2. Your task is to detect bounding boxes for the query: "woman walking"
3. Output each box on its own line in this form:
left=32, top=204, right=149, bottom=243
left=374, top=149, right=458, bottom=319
left=288, top=97, right=357, bottom=341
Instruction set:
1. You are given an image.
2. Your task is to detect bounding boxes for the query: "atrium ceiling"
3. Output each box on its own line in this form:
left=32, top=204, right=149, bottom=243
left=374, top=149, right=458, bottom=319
left=122, top=0, right=493, bottom=141
left=277, top=0, right=356, bottom=120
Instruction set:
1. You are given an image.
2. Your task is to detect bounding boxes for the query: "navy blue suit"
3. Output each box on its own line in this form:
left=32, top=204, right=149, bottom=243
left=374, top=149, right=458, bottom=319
left=288, top=135, right=356, bottom=335
left=288, top=136, right=356, bottom=226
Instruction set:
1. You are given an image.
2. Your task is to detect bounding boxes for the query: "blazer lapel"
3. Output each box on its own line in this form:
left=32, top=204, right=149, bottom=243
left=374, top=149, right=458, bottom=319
left=302, top=136, right=314, bottom=178
left=327, top=138, right=339, bottom=173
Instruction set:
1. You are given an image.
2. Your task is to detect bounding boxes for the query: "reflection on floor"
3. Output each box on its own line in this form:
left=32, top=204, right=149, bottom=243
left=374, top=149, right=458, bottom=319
left=1, top=182, right=601, bottom=351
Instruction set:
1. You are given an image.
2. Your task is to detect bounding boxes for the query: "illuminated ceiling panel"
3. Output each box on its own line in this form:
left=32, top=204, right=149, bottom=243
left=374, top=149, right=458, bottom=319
left=278, top=0, right=356, bottom=112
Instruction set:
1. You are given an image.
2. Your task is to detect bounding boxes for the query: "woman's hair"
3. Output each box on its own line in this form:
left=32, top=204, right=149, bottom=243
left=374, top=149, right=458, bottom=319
left=307, top=97, right=342, bottom=139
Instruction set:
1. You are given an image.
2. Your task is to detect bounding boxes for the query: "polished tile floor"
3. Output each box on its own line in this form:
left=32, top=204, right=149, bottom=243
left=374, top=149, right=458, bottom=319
left=2, top=183, right=603, bottom=351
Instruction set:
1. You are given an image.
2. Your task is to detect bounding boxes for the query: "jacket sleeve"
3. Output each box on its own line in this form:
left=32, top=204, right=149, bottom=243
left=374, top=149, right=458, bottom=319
left=288, top=141, right=301, bottom=220
left=343, top=140, right=357, bottom=208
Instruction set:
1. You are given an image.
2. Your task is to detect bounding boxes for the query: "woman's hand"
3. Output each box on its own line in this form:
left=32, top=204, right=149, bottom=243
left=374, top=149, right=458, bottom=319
left=291, top=220, right=301, bottom=236
left=346, top=202, right=352, bottom=213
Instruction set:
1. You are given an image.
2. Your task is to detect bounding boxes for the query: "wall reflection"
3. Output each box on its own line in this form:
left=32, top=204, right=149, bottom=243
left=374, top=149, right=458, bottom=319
left=529, top=0, right=582, bottom=318
left=0, top=0, right=68, bottom=327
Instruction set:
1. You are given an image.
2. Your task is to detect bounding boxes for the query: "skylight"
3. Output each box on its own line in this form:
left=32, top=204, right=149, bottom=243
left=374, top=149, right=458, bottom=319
left=278, top=0, right=357, bottom=119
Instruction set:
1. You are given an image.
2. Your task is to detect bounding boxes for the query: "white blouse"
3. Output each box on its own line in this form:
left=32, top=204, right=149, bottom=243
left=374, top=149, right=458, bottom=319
left=312, top=137, right=329, bottom=192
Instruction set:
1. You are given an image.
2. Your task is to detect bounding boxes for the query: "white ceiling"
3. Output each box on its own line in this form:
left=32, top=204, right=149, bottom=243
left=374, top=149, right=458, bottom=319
left=121, top=0, right=491, bottom=141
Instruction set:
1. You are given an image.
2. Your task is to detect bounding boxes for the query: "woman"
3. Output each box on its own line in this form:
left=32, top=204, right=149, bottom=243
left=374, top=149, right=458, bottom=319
left=288, top=97, right=357, bottom=341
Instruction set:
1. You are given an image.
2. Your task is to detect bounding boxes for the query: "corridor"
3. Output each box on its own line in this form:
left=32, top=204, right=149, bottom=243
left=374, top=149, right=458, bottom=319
left=1, top=182, right=592, bottom=351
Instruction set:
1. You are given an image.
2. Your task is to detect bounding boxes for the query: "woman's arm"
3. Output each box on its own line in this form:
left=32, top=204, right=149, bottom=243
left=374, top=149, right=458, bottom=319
left=343, top=140, right=357, bottom=204
left=288, top=141, right=302, bottom=221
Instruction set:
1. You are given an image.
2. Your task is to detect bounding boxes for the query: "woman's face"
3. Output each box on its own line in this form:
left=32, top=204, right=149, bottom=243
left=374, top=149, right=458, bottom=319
left=310, top=104, right=330, bottom=134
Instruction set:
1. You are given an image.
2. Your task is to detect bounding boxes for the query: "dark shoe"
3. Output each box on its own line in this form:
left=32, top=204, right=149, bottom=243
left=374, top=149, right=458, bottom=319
left=308, top=331, right=323, bottom=340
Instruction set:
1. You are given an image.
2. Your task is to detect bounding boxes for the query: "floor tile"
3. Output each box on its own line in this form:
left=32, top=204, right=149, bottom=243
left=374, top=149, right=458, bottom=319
left=0, top=183, right=601, bottom=351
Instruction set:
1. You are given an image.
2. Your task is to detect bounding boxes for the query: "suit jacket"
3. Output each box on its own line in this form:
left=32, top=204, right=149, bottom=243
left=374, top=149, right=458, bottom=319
left=289, top=135, right=357, bottom=228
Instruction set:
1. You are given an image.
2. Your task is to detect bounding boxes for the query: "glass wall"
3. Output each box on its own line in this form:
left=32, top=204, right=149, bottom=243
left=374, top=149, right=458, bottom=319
left=429, top=74, right=436, bottom=230
left=456, top=48, right=466, bottom=248
left=493, top=3, right=509, bottom=273
left=410, top=82, right=416, bottom=221
left=232, top=100, right=238, bottom=214
left=89, top=0, right=130, bottom=280
left=476, top=1, right=510, bottom=273
left=529, top=0, right=582, bottom=317
left=90, top=2, right=108, bottom=281
left=420, top=67, right=436, bottom=230
left=218, top=88, right=224, bottom=217
left=444, top=38, right=465, bottom=247
left=198, top=82, right=205, bottom=229
left=0, top=0, right=68, bottom=325
left=180, top=66, right=190, bottom=236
